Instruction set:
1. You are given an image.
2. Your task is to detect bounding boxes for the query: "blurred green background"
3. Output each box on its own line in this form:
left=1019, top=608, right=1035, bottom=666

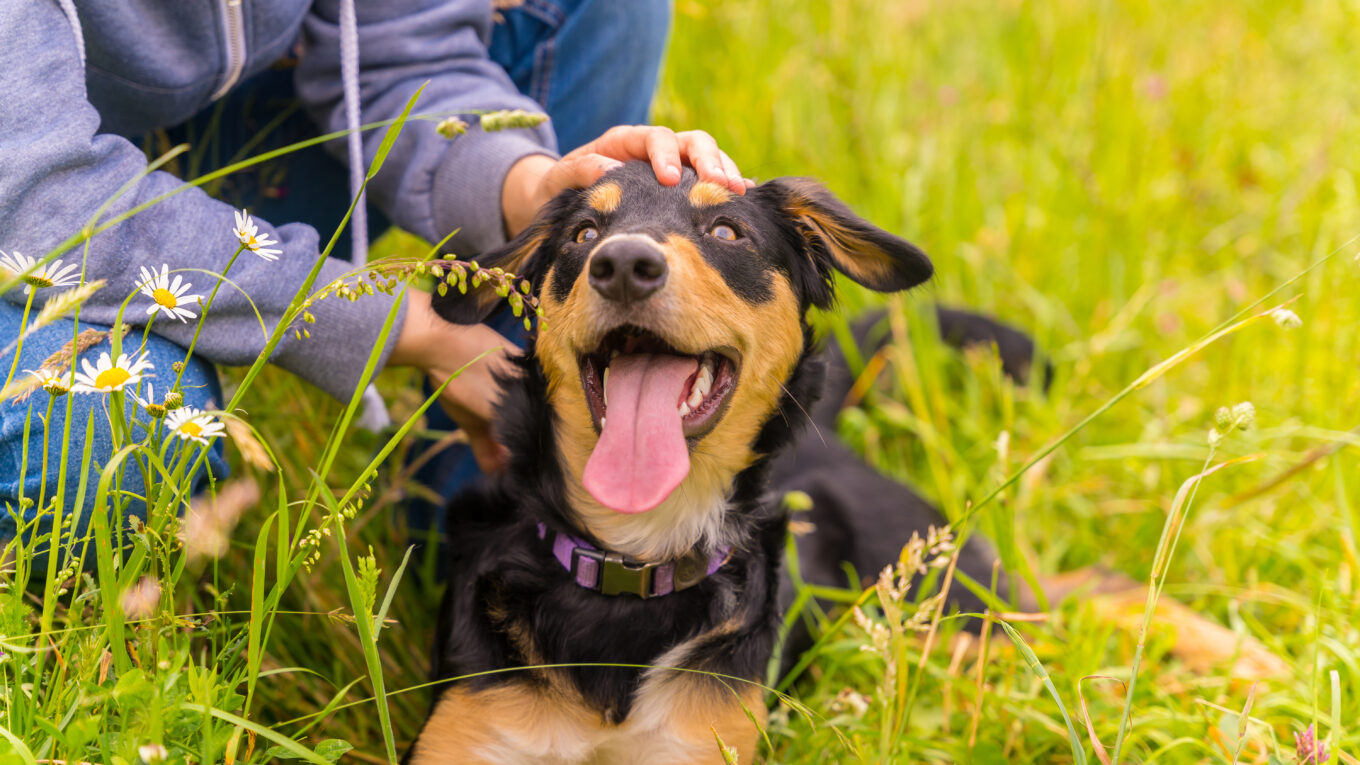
left=170, top=0, right=1360, bottom=761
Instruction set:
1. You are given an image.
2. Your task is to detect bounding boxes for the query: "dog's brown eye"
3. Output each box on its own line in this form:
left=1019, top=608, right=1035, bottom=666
left=709, top=223, right=738, bottom=241
left=575, top=226, right=599, bottom=244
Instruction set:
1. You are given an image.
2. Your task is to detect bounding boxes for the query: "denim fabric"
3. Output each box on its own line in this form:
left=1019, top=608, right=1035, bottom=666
left=405, top=0, right=672, bottom=536
left=0, top=299, right=228, bottom=548
left=489, top=0, right=672, bottom=153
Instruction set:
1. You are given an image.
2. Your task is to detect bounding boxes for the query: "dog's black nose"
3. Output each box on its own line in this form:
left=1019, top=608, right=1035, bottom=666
left=588, top=238, right=668, bottom=306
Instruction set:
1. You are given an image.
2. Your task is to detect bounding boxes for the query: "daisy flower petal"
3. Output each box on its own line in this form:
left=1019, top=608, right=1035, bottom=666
left=28, top=367, right=71, bottom=397
left=1, top=250, right=82, bottom=294
left=71, top=351, right=153, bottom=394
left=165, top=407, right=227, bottom=445
left=136, top=264, right=201, bottom=322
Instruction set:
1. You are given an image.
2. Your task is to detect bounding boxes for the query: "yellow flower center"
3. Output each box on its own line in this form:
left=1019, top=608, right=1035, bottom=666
left=152, top=288, right=178, bottom=308
left=179, top=421, right=203, bottom=438
left=22, top=275, right=53, bottom=289
left=95, top=368, right=131, bottom=390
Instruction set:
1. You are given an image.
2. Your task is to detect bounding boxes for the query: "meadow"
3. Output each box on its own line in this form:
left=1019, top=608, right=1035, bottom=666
left=4, top=0, right=1360, bottom=762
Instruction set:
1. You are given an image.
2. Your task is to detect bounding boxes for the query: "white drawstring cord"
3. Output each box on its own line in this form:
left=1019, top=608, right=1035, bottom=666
left=338, top=0, right=392, bottom=431
left=337, top=0, right=368, bottom=267
left=54, top=0, right=87, bottom=73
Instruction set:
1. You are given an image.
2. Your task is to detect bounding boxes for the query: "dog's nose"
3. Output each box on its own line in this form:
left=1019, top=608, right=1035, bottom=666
left=588, top=239, right=668, bottom=306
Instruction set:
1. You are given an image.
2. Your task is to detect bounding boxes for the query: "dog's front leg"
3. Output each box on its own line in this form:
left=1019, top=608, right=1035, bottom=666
left=597, top=679, right=767, bottom=765
left=409, top=682, right=601, bottom=765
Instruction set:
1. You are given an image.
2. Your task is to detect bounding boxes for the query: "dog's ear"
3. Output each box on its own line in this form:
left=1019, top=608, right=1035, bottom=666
left=430, top=192, right=572, bottom=325
left=763, top=177, right=933, bottom=303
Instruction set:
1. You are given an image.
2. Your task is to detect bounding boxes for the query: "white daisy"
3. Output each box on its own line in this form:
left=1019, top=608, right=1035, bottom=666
left=232, top=209, right=282, bottom=261
left=72, top=351, right=153, bottom=394
left=133, top=383, right=166, bottom=417
left=164, top=406, right=226, bottom=445
left=0, top=250, right=80, bottom=295
left=135, top=265, right=201, bottom=322
left=27, top=367, right=72, bottom=397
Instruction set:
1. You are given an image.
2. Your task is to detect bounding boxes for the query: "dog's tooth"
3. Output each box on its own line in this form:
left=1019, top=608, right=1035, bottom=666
left=678, top=402, right=691, bottom=417
left=600, top=416, right=606, bottom=428
left=695, top=364, right=713, bottom=396
left=602, top=366, right=610, bottom=405
left=686, top=385, right=704, bottom=410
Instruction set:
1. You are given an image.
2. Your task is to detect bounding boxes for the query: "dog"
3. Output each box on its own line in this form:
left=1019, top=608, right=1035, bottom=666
left=411, top=162, right=1040, bottom=763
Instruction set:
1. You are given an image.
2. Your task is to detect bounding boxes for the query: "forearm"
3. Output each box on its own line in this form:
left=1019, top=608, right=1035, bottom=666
left=295, top=0, right=559, bottom=256
left=0, top=0, right=400, bottom=401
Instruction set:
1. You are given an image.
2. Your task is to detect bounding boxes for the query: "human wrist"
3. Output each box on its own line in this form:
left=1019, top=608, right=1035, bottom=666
left=502, top=154, right=558, bottom=239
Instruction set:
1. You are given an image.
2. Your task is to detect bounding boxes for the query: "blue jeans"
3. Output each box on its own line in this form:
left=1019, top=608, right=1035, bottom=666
left=2, top=0, right=670, bottom=546
left=0, top=302, right=228, bottom=548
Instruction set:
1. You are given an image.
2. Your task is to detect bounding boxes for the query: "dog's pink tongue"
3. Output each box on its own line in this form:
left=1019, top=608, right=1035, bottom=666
left=583, top=353, right=698, bottom=514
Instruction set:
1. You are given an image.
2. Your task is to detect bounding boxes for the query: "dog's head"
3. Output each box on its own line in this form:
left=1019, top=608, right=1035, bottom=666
left=434, top=162, right=931, bottom=558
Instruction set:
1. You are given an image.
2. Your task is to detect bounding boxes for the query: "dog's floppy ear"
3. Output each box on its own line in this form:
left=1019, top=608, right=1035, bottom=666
left=765, top=177, right=933, bottom=301
left=430, top=192, right=571, bottom=325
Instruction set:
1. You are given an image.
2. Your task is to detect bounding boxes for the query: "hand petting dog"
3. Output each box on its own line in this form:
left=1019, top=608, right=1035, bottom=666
left=390, top=125, right=748, bottom=474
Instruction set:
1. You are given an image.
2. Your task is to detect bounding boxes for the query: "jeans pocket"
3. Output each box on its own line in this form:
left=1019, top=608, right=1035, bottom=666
left=490, top=0, right=568, bottom=108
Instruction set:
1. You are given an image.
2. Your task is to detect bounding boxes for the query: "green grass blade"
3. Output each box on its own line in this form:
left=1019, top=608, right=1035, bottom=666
left=179, top=704, right=330, bottom=765
left=998, top=620, right=1088, bottom=765
left=368, top=83, right=427, bottom=180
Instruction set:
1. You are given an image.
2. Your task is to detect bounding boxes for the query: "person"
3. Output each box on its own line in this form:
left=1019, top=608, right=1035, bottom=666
left=0, top=0, right=750, bottom=548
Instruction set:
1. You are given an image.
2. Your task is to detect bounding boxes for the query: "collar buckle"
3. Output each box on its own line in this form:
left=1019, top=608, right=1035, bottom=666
left=599, top=552, right=655, bottom=598
left=569, top=547, right=657, bottom=598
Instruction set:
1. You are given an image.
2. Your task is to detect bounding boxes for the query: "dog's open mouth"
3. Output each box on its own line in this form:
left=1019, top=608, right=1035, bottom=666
left=577, top=326, right=740, bottom=515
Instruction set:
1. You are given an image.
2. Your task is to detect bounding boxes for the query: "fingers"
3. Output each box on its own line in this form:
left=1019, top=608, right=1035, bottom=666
left=467, top=428, right=510, bottom=474
left=550, top=153, right=626, bottom=193
left=677, top=131, right=746, bottom=195
left=573, top=125, right=751, bottom=192
left=643, top=128, right=683, bottom=185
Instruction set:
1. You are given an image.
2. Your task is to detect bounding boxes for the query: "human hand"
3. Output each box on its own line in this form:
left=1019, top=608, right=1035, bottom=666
left=388, top=290, right=518, bottom=473
left=502, top=125, right=753, bottom=237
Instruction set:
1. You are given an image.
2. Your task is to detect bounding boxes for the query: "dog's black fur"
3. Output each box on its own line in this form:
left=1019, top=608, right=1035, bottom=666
left=771, top=308, right=1042, bottom=668
left=413, top=163, right=1041, bottom=762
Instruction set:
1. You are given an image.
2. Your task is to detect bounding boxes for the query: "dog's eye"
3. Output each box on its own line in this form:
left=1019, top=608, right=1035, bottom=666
left=708, top=223, right=739, bottom=241
left=575, top=226, right=599, bottom=244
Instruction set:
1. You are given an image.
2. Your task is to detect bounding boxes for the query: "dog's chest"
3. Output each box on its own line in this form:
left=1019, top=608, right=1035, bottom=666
left=411, top=667, right=764, bottom=765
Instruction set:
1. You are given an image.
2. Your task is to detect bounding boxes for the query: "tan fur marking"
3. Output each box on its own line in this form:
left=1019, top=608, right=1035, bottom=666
left=788, top=198, right=897, bottom=286
left=535, top=235, right=804, bottom=560
left=412, top=678, right=765, bottom=764
left=688, top=181, right=733, bottom=208
left=410, top=683, right=600, bottom=764
left=587, top=182, right=623, bottom=213
left=620, top=680, right=766, bottom=764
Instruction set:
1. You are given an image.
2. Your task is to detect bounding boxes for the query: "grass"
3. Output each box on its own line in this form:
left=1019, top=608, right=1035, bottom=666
left=4, top=0, right=1360, bottom=762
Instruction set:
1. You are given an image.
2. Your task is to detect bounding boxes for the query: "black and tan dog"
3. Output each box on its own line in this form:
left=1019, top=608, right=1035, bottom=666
left=412, top=162, right=1032, bottom=763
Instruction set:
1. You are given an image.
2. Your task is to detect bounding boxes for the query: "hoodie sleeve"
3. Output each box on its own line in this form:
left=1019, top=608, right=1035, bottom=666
left=295, top=0, right=560, bottom=258
left=0, top=0, right=401, bottom=402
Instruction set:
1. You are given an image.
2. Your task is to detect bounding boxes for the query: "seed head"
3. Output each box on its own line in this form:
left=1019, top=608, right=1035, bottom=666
left=436, top=116, right=469, bottom=138
left=480, top=109, right=549, bottom=132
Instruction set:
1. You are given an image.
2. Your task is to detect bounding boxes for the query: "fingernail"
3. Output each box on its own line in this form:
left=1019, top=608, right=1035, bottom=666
left=666, top=164, right=681, bottom=181
left=744, top=178, right=756, bottom=188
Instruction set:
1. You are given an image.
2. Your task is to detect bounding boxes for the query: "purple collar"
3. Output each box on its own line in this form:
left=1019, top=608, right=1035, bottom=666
left=537, top=524, right=732, bottom=599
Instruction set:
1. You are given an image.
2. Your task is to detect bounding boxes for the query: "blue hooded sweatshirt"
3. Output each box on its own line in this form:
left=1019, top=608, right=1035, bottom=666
left=0, top=0, right=558, bottom=400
